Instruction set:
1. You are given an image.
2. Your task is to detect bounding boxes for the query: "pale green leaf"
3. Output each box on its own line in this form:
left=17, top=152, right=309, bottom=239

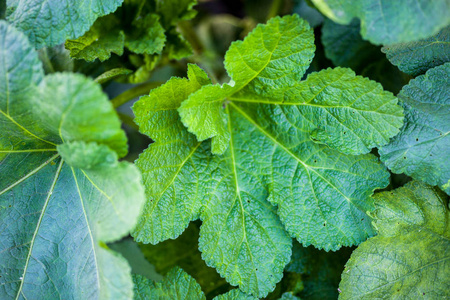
left=0, top=21, right=145, bottom=299
left=380, top=63, right=450, bottom=194
left=94, top=68, right=133, bottom=84
left=312, top=0, right=450, bottom=45
left=65, top=14, right=125, bottom=62
left=6, top=0, right=124, bottom=48
left=382, top=25, right=450, bottom=76
left=132, top=267, right=205, bottom=300
left=155, top=0, right=197, bottom=27
left=32, top=73, right=128, bottom=158
left=339, top=181, right=450, bottom=299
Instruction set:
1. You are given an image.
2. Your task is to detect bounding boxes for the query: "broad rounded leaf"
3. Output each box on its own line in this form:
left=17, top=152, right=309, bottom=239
left=179, top=14, right=315, bottom=155
left=6, top=0, right=124, bottom=48
left=380, top=63, right=450, bottom=194
left=382, top=25, right=450, bottom=76
left=339, top=181, right=450, bottom=299
left=312, top=0, right=450, bottom=45
left=0, top=21, right=145, bottom=299
left=134, top=15, right=395, bottom=297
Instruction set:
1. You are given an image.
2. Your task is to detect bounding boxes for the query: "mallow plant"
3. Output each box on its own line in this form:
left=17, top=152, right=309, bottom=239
left=0, top=0, right=449, bottom=299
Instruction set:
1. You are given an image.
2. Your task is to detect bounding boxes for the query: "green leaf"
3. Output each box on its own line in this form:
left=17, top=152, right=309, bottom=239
left=339, top=181, right=450, bottom=299
left=32, top=73, right=128, bottom=158
left=133, top=15, right=396, bottom=297
left=94, top=68, right=133, bottom=84
left=133, top=267, right=206, bottom=300
left=382, top=25, right=450, bottom=76
left=155, top=0, right=197, bottom=28
left=380, top=63, right=450, bottom=194
left=179, top=14, right=315, bottom=155
left=179, top=16, right=402, bottom=156
left=212, top=289, right=258, bottom=300
left=0, top=21, right=145, bottom=299
left=65, top=14, right=125, bottom=62
left=125, top=14, right=166, bottom=55
left=6, top=0, right=124, bottom=48
left=320, top=18, right=410, bottom=94
left=311, top=0, right=450, bottom=45
left=321, top=19, right=381, bottom=71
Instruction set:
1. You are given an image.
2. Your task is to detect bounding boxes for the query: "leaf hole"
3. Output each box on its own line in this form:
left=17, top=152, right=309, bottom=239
left=314, top=160, right=317, bottom=163
left=8, top=205, right=11, bottom=208
left=323, top=223, right=326, bottom=226
left=403, top=156, right=406, bottom=159
left=423, top=293, right=425, bottom=295
left=344, top=132, right=346, bottom=134
left=416, top=138, right=418, bottom=141
left=361, top=218, right=364, bottom=221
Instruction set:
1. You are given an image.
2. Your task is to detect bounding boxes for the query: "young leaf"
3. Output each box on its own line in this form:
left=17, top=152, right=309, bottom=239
left=382, top=25, right=450, bottom=76
left=6, top=0, right=123, bottom=49
left=179, top=15, right=403, bottom=156
left=339, top=181, right=450, bottom=299
left=380, top=63, right=450, bottom=194
left=133, top=15, right=398, bottom=297
left=311, top=0, right=450, bottom=45
left=64, top=14, right=126, bottom=62
left=0, top=21, right=145, bottom=299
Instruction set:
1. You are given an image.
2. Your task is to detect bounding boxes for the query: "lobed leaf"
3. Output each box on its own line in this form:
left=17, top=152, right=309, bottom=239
left=6, top=0, right=124, bottom=48
left=0, top=21, right=145, bottom=299
left=133, top=15, right=400, bottom=297
left=339, top=181, right=450, bottom=299
left=380, top=63, right=450, bottom=194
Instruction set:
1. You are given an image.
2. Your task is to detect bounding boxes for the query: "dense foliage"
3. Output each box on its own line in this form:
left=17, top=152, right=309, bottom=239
left=1, top=0, right=449, bottom=299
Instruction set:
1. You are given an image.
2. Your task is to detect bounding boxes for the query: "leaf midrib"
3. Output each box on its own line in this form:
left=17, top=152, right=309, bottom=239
left=15, top=158, right=64, bottom=300
left=229, top=102, right=354, bottom=205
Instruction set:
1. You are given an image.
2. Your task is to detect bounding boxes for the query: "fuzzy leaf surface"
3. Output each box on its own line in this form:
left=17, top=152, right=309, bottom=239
left=311, top=0, right=450, bottom=44
left=0, top=21, right=145, bottom=299
left=339, top=181, right=450, bottom=299
left=6, top=0, right=123, bottom=48
left=382, top=25, right=450, bottom=76
left=133, top=267, right=205, bottom=300
left=133, top=15, right=397, bottom=297
left=380, top=63, right=450, bottom=194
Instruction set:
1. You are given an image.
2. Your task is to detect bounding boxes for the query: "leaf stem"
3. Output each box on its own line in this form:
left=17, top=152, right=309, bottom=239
left=178, top=20, right=204, bottom=54
left=267, top=0, right=284, bottom=21
left=110, top=81, right=163, bottom=108
left=118, top=112, right=139, bottom=131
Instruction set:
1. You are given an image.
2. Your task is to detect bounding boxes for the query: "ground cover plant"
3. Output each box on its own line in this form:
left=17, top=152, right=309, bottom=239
left=0, top=0, right=449, bottom=299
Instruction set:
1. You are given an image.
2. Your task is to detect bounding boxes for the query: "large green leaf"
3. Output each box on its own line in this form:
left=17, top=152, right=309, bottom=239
left=339, top=181, right=450, bottom=299
left=311, top=0, right=450, bottom=45
left=382, top=25, right=450, bottom=76
left=179, top=15, right=402, bottom=156
left=132, top=15, right=397, bottom=297
left=380, top=63, right=450, bottom=194
left=0, top=21, right=145, bottom=299
left=6, top=0, right=123, bottom=49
